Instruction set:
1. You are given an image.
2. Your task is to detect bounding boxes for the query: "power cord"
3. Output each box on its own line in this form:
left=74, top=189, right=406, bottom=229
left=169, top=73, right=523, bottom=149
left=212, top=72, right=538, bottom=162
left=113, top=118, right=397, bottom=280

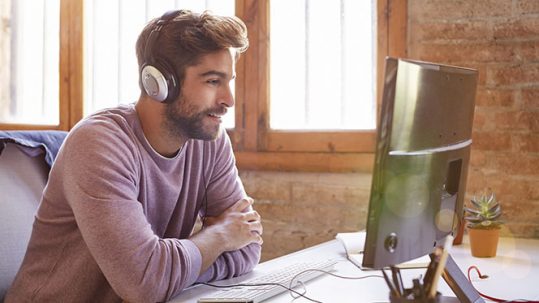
left=201, top=264, right=539, bottom=303
left=288, top=268, right=384, bottom=302
left=200, top=261, right=384, bottom=303
left=467, top=265, right=539, bottom=303
left=199, top=281, right=321, bottom=302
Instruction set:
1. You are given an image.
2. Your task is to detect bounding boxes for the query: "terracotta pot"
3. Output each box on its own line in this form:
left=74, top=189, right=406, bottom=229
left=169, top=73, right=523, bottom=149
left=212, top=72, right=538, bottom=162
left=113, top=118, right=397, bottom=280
left=468, top=227, right=500, bottom=257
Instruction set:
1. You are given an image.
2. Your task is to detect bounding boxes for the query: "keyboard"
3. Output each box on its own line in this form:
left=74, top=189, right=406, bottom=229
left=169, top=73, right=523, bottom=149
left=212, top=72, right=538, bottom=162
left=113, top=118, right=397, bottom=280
left=198, top=259, right=337, bottom=303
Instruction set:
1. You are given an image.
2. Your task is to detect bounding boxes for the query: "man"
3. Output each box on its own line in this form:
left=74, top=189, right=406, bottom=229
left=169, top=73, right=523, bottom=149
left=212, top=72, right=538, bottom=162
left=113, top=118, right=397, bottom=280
left=6, top=10, right=263, bottom=303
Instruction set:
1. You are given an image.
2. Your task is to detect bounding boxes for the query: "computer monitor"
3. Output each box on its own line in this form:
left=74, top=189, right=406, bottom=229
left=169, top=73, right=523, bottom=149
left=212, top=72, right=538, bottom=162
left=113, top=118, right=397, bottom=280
left=362, top=57, right=484, bottom=302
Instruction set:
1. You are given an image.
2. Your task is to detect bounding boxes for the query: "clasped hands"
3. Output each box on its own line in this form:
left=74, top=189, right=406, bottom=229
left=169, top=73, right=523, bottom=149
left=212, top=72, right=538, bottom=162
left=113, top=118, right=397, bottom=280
left=203, top=197, right=263, bottom=252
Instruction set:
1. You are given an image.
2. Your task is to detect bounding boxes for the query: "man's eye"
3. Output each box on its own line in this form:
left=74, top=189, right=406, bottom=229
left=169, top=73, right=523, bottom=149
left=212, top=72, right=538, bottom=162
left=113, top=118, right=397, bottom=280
left=207, top=79, right=220, bottom=85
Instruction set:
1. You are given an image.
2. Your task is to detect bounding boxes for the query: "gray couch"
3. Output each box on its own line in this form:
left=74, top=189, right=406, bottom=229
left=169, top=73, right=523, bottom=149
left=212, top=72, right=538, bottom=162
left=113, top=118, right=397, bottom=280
left=0, top=131, right=67, bottom=301
left=0, top=143, right=49, bottom=300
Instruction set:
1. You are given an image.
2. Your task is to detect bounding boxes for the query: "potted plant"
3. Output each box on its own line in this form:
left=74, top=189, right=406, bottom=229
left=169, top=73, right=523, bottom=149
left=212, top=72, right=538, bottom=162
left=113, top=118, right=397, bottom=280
left=464, top=190, right=503, bottom=257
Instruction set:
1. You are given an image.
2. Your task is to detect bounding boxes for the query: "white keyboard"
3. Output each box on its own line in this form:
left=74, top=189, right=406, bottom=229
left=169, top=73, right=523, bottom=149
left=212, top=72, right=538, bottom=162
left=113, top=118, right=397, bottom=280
left=199, top=259, right=337, bottom=303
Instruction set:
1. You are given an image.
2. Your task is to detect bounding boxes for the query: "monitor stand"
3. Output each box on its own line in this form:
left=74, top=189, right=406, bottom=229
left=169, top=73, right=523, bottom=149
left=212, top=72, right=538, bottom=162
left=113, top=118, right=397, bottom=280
left=439, top=296, right=461, bottom=303
left=441, top=254, right=485, bottom=303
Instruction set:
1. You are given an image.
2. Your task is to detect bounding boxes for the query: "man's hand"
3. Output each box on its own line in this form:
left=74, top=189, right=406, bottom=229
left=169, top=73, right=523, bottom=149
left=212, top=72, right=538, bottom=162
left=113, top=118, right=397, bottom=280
left=190, top=197, right=263, bottom=274
left=203, top=197, right=263, bottom=251
left=203, top=198, right=263, bottom=251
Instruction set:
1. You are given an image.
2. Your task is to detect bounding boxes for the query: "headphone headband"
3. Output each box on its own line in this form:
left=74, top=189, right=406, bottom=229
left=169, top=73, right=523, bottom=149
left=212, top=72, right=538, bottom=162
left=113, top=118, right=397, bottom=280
left=144, top=10, right=182, bottom=65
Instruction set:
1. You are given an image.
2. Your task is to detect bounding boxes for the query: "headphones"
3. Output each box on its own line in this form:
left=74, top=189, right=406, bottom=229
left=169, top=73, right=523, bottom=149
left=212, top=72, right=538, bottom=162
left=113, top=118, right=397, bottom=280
left=140, top=10, right=183, bottom=103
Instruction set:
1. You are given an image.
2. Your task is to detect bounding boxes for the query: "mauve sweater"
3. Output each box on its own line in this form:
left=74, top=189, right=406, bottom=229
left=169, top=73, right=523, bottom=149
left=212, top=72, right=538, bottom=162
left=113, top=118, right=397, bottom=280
left=5, top=105, right=261, bottom=303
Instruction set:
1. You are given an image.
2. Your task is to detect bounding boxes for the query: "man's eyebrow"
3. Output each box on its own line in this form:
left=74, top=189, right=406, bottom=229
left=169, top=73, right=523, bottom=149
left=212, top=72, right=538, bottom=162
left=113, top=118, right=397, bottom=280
left=200, top=70, right=236, bottom=80
left=200, top=70, right=227, bottom=78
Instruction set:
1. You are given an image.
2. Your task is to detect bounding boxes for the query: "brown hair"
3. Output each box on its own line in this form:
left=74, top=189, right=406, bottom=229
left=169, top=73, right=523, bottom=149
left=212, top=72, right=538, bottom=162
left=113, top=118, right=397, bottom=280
left=136, top=10, right=249, bottom=95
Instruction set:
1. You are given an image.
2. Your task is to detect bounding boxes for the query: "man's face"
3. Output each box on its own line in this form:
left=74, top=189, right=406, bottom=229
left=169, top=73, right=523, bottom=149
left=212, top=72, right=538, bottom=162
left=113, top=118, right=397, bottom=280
left=164, top=49, right=236, bottom=141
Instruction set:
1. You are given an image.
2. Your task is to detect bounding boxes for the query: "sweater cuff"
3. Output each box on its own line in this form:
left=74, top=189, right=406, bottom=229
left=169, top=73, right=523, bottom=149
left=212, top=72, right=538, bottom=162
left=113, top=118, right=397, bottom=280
left=181, top=239, right=204, bottom=287
left=196, top=263, right=215, bottom=282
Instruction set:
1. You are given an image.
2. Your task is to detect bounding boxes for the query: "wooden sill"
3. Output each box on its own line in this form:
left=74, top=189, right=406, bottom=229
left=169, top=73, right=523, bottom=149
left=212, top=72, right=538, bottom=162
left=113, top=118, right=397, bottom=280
left=0, top=124, right=65, bottom=131
left=0, top=127, right=375, bottom=173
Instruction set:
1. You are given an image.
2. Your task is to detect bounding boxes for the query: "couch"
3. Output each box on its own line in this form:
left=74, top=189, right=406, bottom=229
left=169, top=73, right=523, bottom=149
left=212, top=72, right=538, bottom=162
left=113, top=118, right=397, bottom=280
left=0, top=131, right=67, bottom=301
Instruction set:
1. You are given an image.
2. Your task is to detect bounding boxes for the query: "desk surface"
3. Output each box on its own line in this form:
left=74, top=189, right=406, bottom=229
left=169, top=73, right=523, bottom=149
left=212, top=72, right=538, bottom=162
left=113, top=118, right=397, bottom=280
left=171, top=236, right=539, bottom=302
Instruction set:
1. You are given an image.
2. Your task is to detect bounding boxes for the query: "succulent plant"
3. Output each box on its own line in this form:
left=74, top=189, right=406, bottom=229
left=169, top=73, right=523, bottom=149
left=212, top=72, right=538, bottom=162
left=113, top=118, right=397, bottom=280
left=464, top=191, right=503, bottom=229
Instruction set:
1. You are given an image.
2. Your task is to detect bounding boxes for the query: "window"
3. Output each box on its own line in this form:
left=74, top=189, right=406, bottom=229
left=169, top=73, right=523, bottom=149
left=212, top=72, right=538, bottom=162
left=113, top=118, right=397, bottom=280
left=231, top=0, right=407, bottom=172
left=0, top=0, right=60, bottom=126
left=270, top=0, right=375, bottom=131
left=0, top=0, right=407, bottom=172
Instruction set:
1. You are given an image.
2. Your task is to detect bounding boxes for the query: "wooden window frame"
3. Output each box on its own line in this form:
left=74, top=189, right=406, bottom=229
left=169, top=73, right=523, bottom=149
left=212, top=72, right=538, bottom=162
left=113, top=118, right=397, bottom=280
left=231, top=0, right=407, bottom=172
left=0, top=0, right=406, bottom=173
left=0, top=0, right=83, bottom=131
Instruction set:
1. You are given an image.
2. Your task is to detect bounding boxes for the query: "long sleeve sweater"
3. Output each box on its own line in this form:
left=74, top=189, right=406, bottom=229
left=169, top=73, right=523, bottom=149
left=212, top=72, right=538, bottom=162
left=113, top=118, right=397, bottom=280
left=5, top=105, right=261, bottom=303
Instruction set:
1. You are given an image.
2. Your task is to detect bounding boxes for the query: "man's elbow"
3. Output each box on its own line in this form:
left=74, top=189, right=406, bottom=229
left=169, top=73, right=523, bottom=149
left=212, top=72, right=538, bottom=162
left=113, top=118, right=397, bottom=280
left=113, top=281, right=184, bottom=303
left=108, top=264, right=191, bottom=303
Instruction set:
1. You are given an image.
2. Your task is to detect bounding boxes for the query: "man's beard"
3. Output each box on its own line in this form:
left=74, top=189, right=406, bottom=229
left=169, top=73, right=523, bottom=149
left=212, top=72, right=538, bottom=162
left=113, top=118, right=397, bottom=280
left=164, top=95, right=226, bottom=141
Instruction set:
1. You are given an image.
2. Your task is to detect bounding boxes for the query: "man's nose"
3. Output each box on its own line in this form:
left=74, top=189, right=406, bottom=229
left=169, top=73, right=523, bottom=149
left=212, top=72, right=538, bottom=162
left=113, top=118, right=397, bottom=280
left=220, top=85, right=235, bottom=108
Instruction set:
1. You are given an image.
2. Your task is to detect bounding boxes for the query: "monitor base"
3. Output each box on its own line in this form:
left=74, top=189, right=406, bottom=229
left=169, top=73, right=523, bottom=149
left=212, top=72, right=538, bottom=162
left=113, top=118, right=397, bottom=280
left=442, top=254, right=485, bottom=303
left=440, top=296, right=460, bottom=303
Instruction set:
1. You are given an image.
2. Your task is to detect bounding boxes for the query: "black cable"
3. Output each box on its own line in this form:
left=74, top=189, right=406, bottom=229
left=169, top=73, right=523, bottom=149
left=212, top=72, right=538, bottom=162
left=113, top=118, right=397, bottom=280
left=293, top=269, right=384, bottom=282
left=288, top=268, right=384, bottom=300
left=199, top=264, right=385, bottom=303
left=199, top=281, right=322, bottom=303
left=201, top=144, right=209, bottom=227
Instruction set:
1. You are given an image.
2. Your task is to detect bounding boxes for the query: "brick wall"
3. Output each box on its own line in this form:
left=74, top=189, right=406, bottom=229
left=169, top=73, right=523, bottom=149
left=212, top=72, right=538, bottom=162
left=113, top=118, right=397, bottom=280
left=241, top=0, right=539, bottom=262
left=239, top=171, right=372, bottom=261
left=408, top=0, right=539, bottom=238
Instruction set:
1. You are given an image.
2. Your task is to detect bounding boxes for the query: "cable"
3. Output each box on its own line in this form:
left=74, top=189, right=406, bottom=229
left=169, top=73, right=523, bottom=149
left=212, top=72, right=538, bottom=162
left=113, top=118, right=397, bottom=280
left=199, top=281, right=322, bottom=303
left=201, top=144, right=209, bottom=227
left=201, top=261, right=539, bottom=302
left=200, top=265, right=384, bottom=303
left=201, top=271, right=384, bottom=303
left=467, top=265, right=539, bottom=303
left=288, top=268, right=384, bottom=300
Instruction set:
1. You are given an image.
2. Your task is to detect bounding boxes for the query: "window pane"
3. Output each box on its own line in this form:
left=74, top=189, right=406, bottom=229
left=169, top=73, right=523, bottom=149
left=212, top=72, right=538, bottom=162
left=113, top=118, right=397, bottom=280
left=84, top=0, right=236, bottom=128
left=0, top=0, right=60, bottom=125
left=270, top=0, right=376, bottom=130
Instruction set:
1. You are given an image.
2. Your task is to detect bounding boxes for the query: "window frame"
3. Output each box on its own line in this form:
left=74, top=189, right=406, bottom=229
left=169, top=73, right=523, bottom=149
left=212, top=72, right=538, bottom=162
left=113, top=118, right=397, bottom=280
left=0, top=0, right=83, bottom=131
left=0, top=0, right=407, bottom=173
left=231, top=0, right=407, bottom=172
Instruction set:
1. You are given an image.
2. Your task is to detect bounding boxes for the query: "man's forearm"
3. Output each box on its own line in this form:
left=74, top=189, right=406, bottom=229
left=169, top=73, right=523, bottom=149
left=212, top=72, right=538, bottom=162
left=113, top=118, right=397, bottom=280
left=192, top=198, right=263, bottom=276
left=189, top=227, right=226, bottom=274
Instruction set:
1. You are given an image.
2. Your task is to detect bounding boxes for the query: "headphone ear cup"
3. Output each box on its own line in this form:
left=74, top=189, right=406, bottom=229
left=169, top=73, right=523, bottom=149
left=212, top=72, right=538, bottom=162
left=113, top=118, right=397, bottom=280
left=141, top=61, right=179, bottom=103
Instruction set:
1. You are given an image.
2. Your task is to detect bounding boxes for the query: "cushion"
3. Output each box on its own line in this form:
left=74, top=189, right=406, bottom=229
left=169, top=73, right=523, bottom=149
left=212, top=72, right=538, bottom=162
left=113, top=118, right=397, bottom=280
left=0, top=144, right=49, bottom=300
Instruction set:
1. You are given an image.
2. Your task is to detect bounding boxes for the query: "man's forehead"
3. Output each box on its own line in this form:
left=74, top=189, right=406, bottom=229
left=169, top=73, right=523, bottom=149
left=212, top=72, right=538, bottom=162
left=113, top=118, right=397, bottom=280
left=197, top=48, right=236, bottom=65
left=187, top=50, right=236, bottom=77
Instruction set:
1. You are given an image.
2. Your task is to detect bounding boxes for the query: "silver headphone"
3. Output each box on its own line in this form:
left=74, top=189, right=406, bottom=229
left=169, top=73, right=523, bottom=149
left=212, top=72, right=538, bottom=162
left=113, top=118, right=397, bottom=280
left=140, top=10, right=182, bottom=103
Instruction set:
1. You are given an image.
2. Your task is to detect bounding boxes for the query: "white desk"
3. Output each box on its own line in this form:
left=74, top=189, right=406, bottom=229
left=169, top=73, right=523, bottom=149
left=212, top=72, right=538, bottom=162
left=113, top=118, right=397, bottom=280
left=170, top=236, right=539, bottom=302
